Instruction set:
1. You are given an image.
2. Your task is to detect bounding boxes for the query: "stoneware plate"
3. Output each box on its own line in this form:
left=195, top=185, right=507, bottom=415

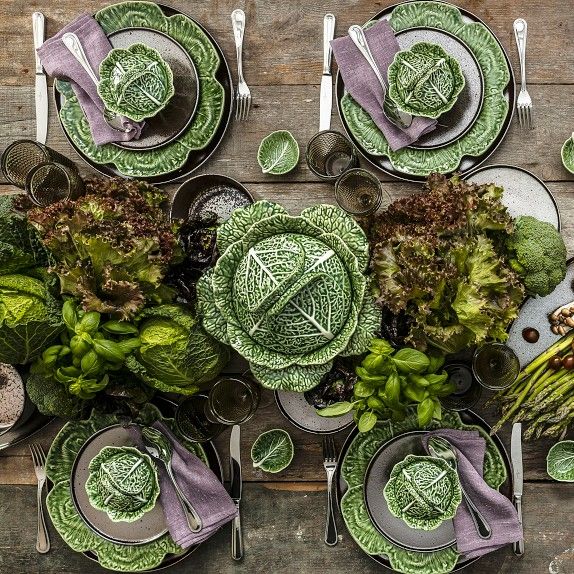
left=561, top=135, right=574, bottom=174
left=364, top=431, right=456, bottom=552
left=108, top=28, right=199, bottom=151
left=465, top=164, right=560, bottom=229
left=336, top=0, right=515, bottom=181
left=275, top=390, right=355, bottom=435
left=0, top=364, right=27, bottom=432
left=507, top=258, right=574, bottom=369
left=170, top=174, right=254, bottom=222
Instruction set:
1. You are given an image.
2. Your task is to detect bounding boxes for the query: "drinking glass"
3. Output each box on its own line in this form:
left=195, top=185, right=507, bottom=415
left=205, top=376, right=260, bottom=425
left=26, top=162, right=85, bottom=206
left=472, top=343, right=520, bottom=390
left=306, top=130, right=359, bottom=181
left=175, top=393, right=225, bottom=443
left=334, top=168, right=390, bottom=216
left=440, top=362, right=482, bottom=411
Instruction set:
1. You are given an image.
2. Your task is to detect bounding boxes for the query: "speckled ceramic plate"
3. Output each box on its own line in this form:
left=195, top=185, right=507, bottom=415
left=275, top=390, right=355, bottom=435
left=0, top=364, right=26, bottom=431
left=465, top=164, right=560, bottom=229
left=337, top=1, right=515, bottom=181
left=336, top=409, right=511, bottom=573
left=54, top=1, right=232, bottom=184
left=507, top=258, right=574, bottom=369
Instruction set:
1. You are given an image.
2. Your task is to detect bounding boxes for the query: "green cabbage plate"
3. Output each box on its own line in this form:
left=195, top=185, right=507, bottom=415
left=56, top=1, right=225, bottom=177
left=341, top=0, right=510, bottom=177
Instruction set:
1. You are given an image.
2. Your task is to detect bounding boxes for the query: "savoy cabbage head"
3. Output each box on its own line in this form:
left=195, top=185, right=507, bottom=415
left=197, top=201, right=381, bottom=391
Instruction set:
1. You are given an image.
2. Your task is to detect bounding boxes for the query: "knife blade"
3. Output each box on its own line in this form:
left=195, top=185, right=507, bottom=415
left=32, top=12, right=48, bottom=144
left=319, top=13, right=336, bottom=131
left=229, top=424, right=243, bottom=560
left=511, top=422, right=524, bottom=556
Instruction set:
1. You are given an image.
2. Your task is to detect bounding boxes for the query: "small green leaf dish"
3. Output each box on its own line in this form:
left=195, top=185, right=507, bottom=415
left=388, top=42, right=465, bottom=119
left=98, top=43, right=175, bottom=122
left=561, top=134, right=574, bottom=175
left=547, top=440, right=574, bottom=482
left=257, top=130, right=300, bottom=175
left=85, top=445, right=160, bottom=522
left=251, top=429, right=294, bottom=473
left=383, top=454, right=462, bottom=531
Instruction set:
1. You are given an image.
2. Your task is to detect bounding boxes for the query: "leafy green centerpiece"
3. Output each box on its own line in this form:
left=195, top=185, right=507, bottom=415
left=86, top=445, right=160, bottom=522
left=197, top=201, right=381, bottom=391
left=383, top=454, right=462, bottom=531
left=98, top=43, right=175, bottom=122
left=387, top=42, right=465, bottom=119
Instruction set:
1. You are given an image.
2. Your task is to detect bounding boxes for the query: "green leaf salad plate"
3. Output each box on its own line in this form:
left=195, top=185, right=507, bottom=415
left=45, top=397, right=222, bottom=572
left=336, top=1, right=515, bottom=181
left=54, top=1, right=232, bottom=184
left=336, top=409, right=511, bottom=574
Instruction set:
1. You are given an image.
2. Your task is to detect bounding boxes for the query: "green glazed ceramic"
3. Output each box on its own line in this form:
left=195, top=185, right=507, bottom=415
left=387, top=42, right=465, bottom=119
left=383, top=454, right=462, bottom=531
left=56, top=1, right=225, bottom=178
left=339, top=410, right=507, bottom=574
left=85, top=445, right=160, bottom=523
left=45, top=405, right=208, bottom=572
left=340, top=1, right=511, bottom=178
left=98, top=43, right=175, bottom=122
left=561, top=134, right=574, bottom=174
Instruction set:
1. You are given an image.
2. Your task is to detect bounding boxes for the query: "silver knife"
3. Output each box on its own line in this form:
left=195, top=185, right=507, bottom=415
left=229, top=425, right=243, bottom=560
left=511, top=422, right=524, bottom=556
left=32, top=12, right=48, bottom=144
left=319, top=13, right=336, bottom=131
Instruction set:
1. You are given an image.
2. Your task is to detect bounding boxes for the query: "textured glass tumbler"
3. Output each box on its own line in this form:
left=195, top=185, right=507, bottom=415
left=334, top=168, right=390, bottom=216
left=440, top=362, right=482, bottom=411
left=26, top=162, right=85, bottom=206
left=472, top=343, right=520, bottom=390
left=1, top=139, right=76, bottom=189
left=175, top=394, right=225, bottom=443
left=206, top=376, right=261, bottom=425
left=306, top=130, right=359, bottom=181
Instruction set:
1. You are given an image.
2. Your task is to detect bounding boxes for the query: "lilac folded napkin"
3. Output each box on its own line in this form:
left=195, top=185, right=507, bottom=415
left=130, top=421, right=238, bottom=549
left=331, top=20, right=436, bottom=151
left=37, top=14, right=144, bottom=145
left=422, top=429, right=523, bottom=559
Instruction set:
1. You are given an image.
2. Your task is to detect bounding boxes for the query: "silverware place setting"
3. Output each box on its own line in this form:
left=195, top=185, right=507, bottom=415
left=231, top=9, right=251, bottom=121
left=229, top=424, right=243, bottom=560
left=322, top=435, right=338, bottom=546
left=514, top=18, right=533, bottom=129
left=29, top=443, right=50, bottom=554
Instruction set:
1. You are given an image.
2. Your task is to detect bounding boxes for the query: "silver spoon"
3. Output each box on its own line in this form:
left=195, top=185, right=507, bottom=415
left=428, top=436, right=492, bottom=539
left=348, top=25, right=413, bottom=129
left=61, top=32, right=132, bottom=133
left=141, top=426, right=203, bottom=532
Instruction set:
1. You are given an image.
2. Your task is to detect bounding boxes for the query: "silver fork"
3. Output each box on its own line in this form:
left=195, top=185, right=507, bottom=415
left=29, top=443, right=50, bottom=553
left=514, top=18, right=532, bottom=129
left=231, top=9, right=251, bottom=121
left=322, top=435, right=338, bottom=546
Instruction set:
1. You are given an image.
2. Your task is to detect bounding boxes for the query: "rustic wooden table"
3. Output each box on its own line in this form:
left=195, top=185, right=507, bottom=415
left=1, top=1, right=573, bottom=573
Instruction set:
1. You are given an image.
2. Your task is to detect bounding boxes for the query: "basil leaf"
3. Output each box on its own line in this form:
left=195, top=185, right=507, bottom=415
left=358, top=411, right=377, bottom=433
left=427, top=353, right=446, bottom=374
left=62, top=300, right=78, bottom=332
left=392, top=348, right=430, bottom=374
left=385, top=373, right=401, bottom=405
left=354, top=380, right=375, bottom=398
left=316, top=401, right=353, bottom=417
left=368, top=339, right=395, bottom=356
left=417, top=398, right=435, bottom=427
left=425, top=372, right=448, bottom=385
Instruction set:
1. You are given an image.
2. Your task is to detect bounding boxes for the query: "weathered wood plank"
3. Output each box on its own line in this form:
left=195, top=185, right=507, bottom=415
left=0, top=482, right=571, bottom=573
left=0, top=0, right=573, bottom=87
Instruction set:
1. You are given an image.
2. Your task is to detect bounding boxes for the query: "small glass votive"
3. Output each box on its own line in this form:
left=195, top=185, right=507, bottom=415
left=205, top=375, right=260, bottom=425
left=25, top=161, right=85, bottom=206
left=439, top=362, right=482, bottom=411
left=472, top=342, right=520, bottom=391
left=175, top=393, right=225, bottom=443
left=1, top=139, right=76, bottom=189
left=306, top=130, right=359, bottom=181
left=334, top=168, right=390, bottom=216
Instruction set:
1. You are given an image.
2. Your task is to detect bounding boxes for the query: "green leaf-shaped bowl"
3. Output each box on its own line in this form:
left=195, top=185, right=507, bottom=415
left=388, top=42, right=465, bottom=119
left=561, top=134, right=574, bottom=175
left=98, top=43, right=175, bottom=122
left=257, top=130, right=300, bottom=175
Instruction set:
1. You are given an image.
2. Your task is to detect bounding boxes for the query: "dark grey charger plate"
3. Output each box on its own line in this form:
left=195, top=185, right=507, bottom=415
left=53, top=3, right=233, bottom=185
left=336, top=409, right=512, bottom=572
left=335, top=1, right=515, bottom=182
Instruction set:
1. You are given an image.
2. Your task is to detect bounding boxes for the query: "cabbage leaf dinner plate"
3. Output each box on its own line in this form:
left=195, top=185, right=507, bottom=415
left=55, top=1, right=228, bottom=180
left=338, top=409, right=509, bottom=574
left=338, top=1, right=514, bottom=180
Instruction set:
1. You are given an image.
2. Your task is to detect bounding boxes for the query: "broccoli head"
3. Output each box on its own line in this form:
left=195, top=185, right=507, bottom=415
left=26, top=373, right=84, bottom=419
left=506, top=216, right=567, bottom=297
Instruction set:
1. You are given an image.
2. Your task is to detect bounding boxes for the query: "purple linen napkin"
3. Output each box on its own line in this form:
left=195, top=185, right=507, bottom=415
left=331, top=19, right=436, bottom=151
left=37, top=14, right=144, bottom=145
left=130, top=421, right=238, bottom=549
left=422, top=429, right=523, bottom=559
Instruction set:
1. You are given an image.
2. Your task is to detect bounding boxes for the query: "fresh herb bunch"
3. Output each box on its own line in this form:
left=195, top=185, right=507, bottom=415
left=318, top=339, right=455, bottom=432
left=368, top=173, right=525, bottom=354
left=31, top=300, right=141, bottom=400
left=27, top=177, right=180, bottom=319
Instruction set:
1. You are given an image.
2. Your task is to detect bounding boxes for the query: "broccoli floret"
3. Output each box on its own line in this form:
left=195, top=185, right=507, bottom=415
left=26, top=373, right=84, bottom=419
left=506, top=216, right=567, bottom=297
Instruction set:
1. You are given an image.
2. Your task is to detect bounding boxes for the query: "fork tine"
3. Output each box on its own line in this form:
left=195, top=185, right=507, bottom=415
left=245, top=95, right=251, bottom=120
left=241, top=95, right=247, bottom=121
left=516, top=106, right=522, bottom=128
left=235, top=93, right=240, bottom=121
left=29, top=443, right=39, bottom=468
left=527, top=106, right=533, bottom=129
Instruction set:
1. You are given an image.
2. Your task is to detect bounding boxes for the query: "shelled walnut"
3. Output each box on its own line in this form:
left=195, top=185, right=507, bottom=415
left=549, top=302, right=574, bottom=335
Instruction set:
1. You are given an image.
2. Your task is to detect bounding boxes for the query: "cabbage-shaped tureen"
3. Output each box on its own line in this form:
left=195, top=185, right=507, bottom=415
left=383, top=455, right=462, bottom=531
left=85, top=446, right=160, bottom=523
left=387, top=42, right=465, bottom=119
left=197, top=201, right=381, bottom=391
left=98, top=43, right=175, bottom=122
